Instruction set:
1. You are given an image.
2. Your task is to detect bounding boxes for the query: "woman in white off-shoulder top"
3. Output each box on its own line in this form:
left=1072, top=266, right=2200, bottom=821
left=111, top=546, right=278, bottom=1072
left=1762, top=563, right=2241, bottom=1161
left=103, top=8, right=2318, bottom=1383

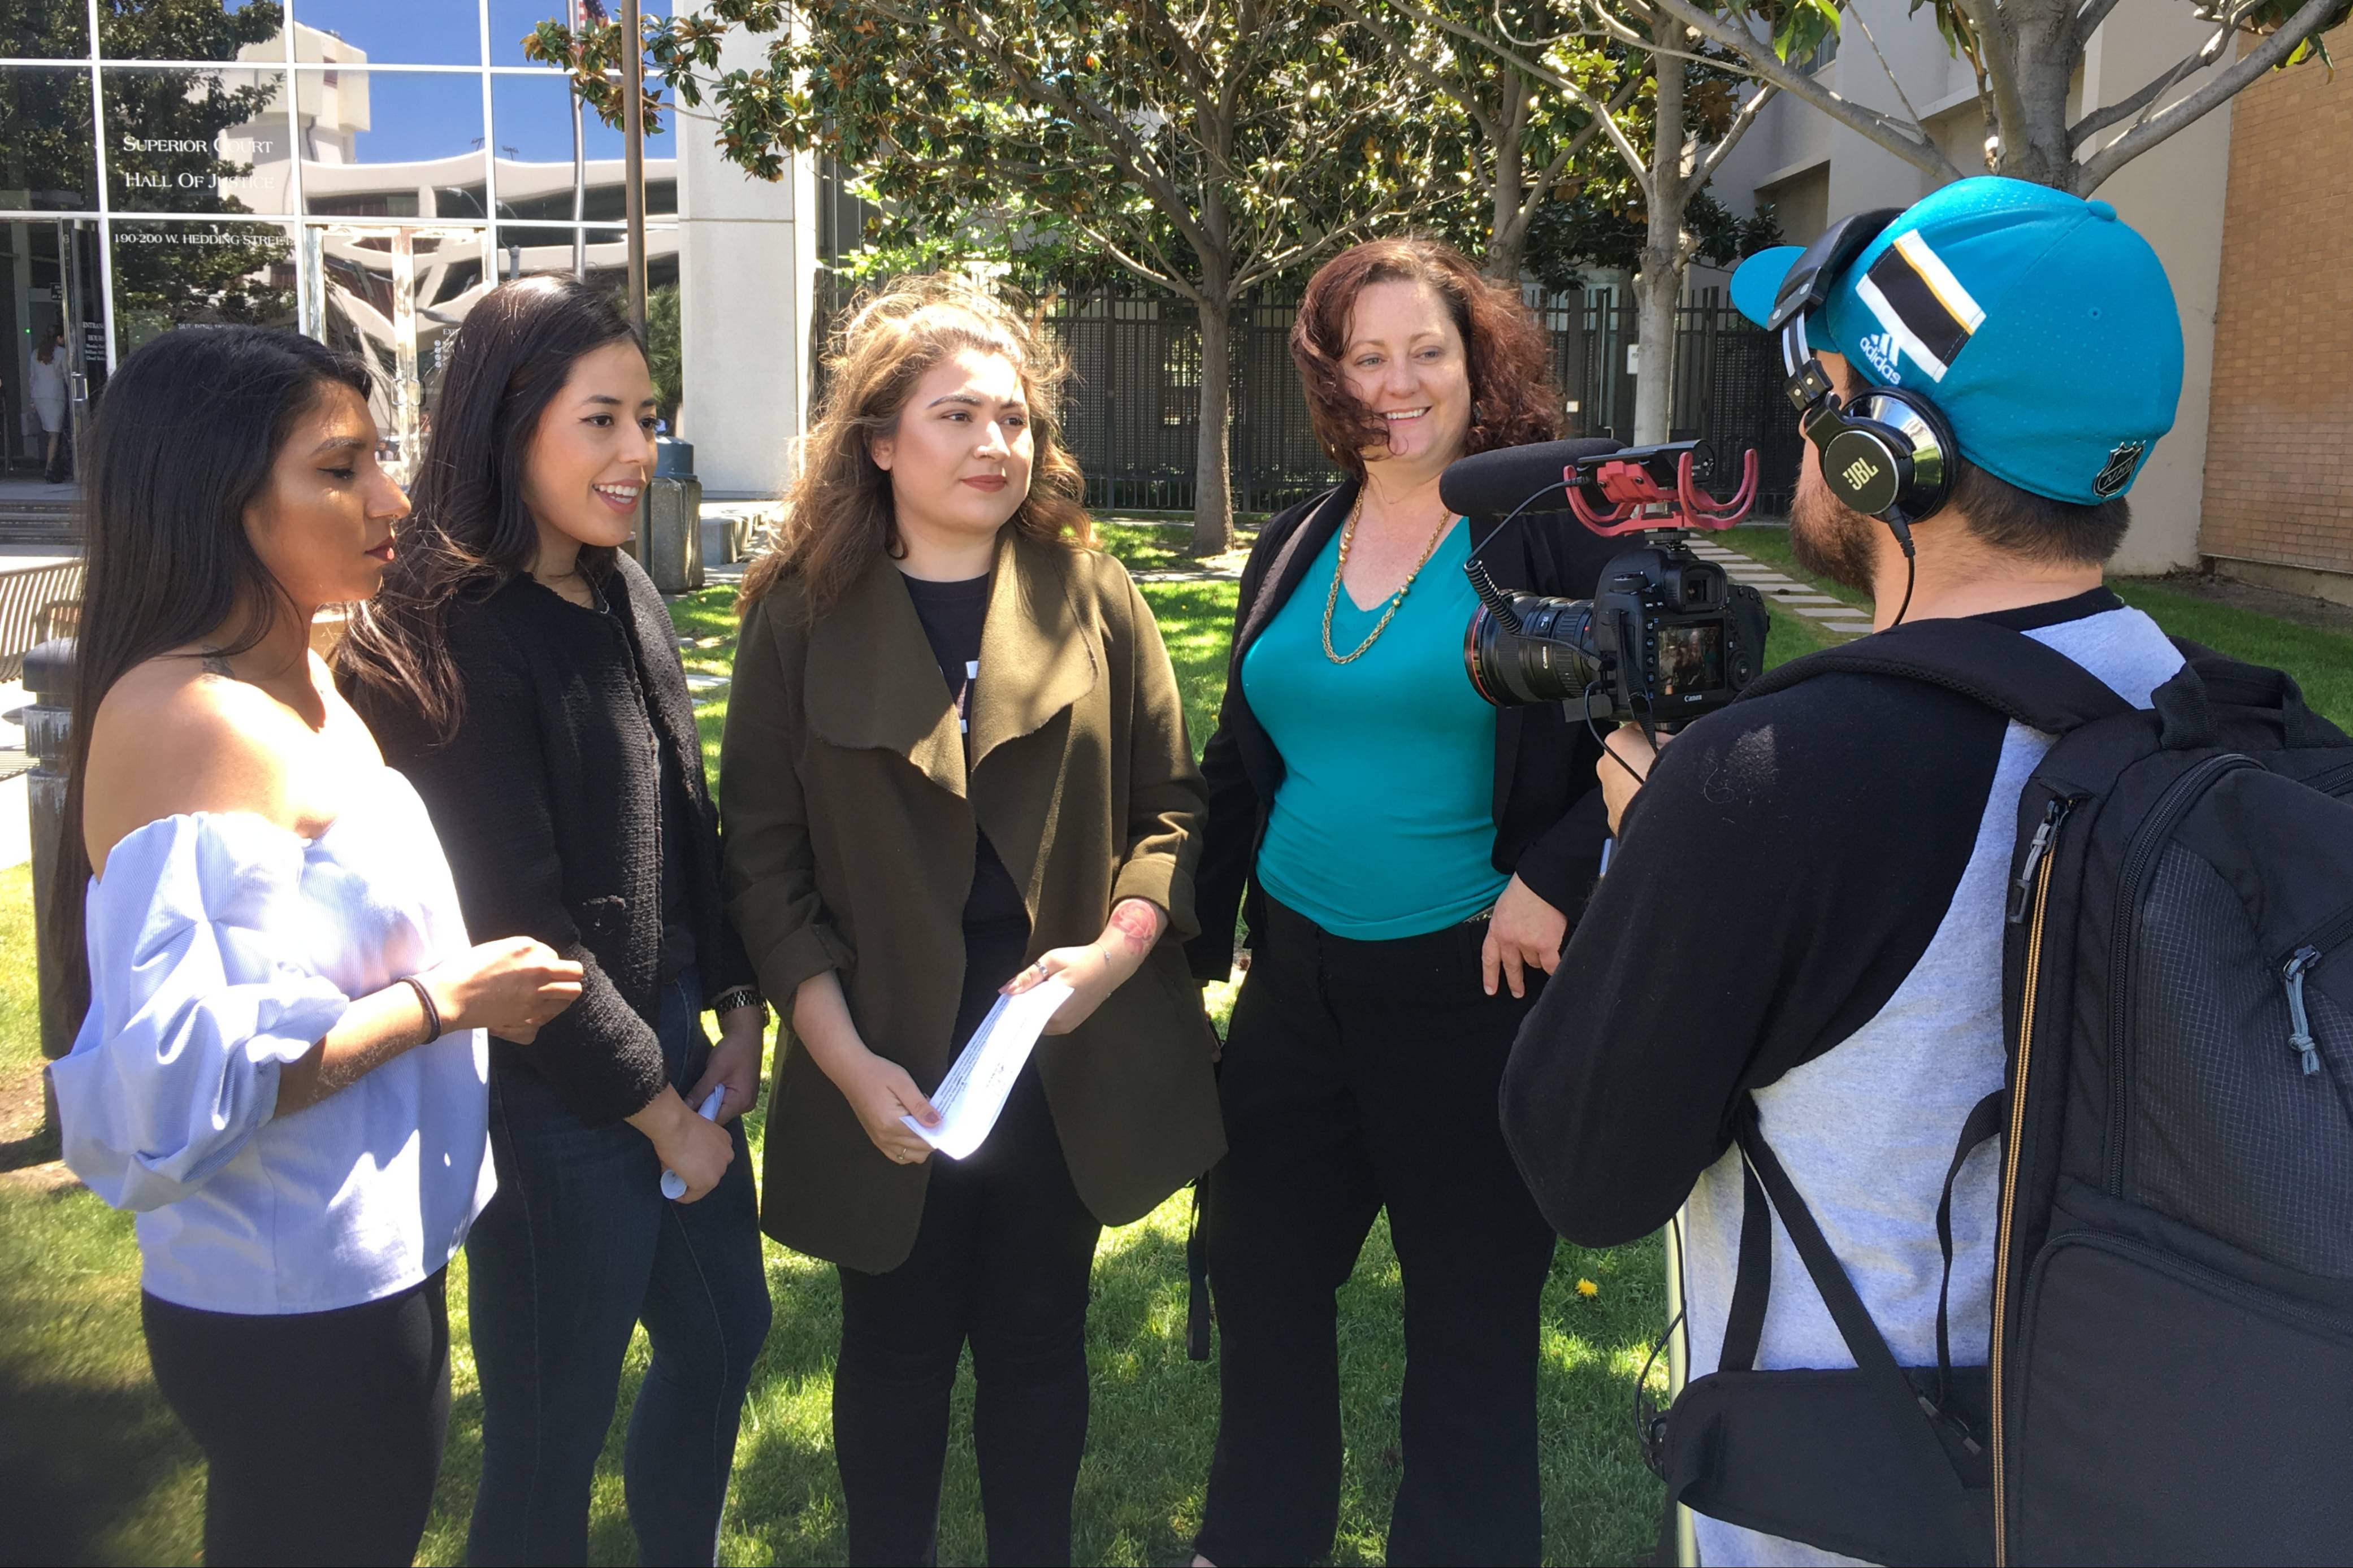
left=46, top=327, right=584, bottom=1568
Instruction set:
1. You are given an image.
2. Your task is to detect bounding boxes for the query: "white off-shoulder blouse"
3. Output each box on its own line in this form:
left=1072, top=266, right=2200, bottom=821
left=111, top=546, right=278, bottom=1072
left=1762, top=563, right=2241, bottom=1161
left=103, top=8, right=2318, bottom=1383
left=50, top=766, right=495, bottom=1315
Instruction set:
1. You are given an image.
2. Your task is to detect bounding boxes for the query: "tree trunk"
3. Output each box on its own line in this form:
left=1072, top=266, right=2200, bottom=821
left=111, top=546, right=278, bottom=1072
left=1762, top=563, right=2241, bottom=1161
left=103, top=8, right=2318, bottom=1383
left=1632, top=247, right=1682, bottom=446
left=1994, top=0, right=2079, bottom=188
left=1191, top=293, right=1235, bottom=555
left=1484, top=71, right=1531, bottom=281
left=1632, top=25, right=1687, bottom=445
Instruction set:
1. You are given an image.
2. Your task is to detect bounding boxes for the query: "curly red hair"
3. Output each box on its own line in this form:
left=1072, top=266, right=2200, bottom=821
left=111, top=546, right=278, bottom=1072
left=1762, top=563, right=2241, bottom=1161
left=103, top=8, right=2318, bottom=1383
left=1292, top=238, right=1562, bottom=479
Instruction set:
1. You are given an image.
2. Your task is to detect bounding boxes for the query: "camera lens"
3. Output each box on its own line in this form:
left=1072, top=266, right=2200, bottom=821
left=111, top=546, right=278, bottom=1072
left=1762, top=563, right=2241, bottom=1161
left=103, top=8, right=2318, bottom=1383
left=1463, top=596, right=1603, bottom=706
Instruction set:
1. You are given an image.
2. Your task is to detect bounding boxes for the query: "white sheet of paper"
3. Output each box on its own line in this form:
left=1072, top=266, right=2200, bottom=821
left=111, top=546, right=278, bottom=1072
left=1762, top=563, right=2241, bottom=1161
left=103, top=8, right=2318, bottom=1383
left=903, top=979, right=1073, bottom=1160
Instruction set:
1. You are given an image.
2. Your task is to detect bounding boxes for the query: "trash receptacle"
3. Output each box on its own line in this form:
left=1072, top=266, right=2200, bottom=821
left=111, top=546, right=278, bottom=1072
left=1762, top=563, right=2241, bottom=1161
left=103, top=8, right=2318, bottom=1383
left=645, top=435, right=704, bottom=593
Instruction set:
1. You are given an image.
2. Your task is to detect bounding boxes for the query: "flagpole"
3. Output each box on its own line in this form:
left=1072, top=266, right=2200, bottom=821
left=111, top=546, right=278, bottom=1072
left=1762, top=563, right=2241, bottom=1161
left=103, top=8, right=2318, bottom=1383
left=620, top=0, right=647, bottom=337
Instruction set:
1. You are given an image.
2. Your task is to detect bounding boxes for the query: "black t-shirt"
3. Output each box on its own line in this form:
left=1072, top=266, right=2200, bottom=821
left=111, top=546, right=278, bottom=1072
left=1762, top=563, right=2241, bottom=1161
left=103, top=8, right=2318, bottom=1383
left=900, top=572, right=1030, bottom=940
left=1501, top=588, right=2126, bottom=1246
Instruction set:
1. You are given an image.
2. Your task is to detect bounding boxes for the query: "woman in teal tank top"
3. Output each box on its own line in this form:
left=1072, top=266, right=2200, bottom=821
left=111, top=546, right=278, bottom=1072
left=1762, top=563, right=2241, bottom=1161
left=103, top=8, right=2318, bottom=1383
left=1184, top=240, right=1618, bottom=1567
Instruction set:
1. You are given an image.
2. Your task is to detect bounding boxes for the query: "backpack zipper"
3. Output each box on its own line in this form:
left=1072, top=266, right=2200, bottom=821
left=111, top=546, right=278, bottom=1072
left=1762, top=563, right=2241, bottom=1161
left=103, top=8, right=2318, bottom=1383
left=2104, top=755, right=2258, bottom=1195
left=2307, top=758, right=2353, bottom=797
left=2007, top=800, right=2066, bottom=925
left=2283, top=948, right=2323, bottom=1077
left=1991, top=793, right=2075, bottom=1568
left=2278, top=905, right=2350, bottom=1079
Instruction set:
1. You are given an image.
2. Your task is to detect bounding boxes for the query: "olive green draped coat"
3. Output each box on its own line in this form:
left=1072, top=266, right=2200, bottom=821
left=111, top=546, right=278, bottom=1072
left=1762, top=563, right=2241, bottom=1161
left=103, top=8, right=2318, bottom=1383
left=720, top=530, right=1225, bottom=1272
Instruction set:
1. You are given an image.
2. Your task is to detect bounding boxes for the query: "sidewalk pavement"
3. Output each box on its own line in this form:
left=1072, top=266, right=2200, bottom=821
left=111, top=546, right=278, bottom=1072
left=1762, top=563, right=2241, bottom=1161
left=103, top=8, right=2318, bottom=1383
left=1682, top=536, right=1879, bottom=637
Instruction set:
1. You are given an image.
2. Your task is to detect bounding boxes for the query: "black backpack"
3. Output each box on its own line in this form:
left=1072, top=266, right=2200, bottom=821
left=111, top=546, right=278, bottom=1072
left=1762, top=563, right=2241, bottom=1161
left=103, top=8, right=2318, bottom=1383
left=1649, top=617, right=2353, bottom=1566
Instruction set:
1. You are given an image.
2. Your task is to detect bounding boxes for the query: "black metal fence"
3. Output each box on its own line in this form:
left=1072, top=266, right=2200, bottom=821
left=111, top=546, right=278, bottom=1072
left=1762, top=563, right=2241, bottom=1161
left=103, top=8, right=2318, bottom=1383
left=813, top=275, right=1801, bottom=518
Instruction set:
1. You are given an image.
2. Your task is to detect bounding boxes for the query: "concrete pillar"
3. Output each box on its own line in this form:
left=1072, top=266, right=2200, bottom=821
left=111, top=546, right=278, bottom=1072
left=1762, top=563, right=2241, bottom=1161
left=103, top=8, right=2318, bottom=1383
left=674, top=10, right=817, bottom=501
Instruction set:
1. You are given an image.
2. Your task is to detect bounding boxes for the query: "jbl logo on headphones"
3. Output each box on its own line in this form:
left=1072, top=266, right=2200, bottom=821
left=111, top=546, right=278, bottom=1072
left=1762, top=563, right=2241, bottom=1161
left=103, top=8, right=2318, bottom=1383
left=1841, top=456, right=1880, bottom=490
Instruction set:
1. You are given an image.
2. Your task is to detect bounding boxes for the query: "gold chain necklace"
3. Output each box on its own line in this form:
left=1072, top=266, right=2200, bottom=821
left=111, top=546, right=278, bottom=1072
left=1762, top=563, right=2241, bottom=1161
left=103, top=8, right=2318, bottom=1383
left=1321, top=492, right=1458, bottom=664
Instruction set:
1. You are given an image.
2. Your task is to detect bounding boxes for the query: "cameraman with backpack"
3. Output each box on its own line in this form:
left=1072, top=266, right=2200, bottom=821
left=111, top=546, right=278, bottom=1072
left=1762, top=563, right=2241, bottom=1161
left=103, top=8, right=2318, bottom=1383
left=1503, top=179, right=2209, bottom=1565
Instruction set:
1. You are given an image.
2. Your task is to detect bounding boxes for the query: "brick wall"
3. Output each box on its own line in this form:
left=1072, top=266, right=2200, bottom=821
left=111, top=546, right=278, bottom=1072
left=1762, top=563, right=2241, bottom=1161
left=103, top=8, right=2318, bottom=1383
left=2202, top=32, right=2353, bottom=580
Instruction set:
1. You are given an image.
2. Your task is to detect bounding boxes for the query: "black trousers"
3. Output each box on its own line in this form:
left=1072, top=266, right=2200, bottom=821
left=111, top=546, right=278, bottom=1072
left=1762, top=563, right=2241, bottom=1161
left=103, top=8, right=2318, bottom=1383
left=142, top=1269, right=450, bottom=1567
left=832, top=924, right=1103, bottom=1567
left=1197, top=897, right=1558, bottom=1567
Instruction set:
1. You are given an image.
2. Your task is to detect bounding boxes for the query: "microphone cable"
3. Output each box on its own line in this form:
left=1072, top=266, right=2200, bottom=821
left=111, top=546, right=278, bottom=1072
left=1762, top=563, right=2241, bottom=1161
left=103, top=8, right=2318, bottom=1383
left=1462, top=477, right=1574, bottom=635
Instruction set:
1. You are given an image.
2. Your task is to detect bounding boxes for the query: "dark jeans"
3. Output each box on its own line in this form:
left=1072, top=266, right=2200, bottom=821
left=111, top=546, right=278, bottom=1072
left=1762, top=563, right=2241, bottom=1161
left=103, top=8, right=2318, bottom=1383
left=465, top=967, right=773, bottom=1567
left=1197, top=897, right=1559, bottom=1567
left=144, top=1269, right=449, bottom=1567
left=832, top=927, right=1102, bottom=1567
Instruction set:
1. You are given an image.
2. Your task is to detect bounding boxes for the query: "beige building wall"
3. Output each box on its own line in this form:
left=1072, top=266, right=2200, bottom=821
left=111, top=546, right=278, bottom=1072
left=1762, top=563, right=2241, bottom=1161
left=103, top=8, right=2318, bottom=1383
left=2200, top=25, right=2353, bottom=601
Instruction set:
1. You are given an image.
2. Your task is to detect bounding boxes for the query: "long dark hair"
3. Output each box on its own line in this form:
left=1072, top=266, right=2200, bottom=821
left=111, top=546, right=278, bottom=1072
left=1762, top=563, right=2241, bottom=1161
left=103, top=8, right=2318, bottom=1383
left=57, top=325, right=372, bottom=1024
left=336, top=276, right=643, bottom=740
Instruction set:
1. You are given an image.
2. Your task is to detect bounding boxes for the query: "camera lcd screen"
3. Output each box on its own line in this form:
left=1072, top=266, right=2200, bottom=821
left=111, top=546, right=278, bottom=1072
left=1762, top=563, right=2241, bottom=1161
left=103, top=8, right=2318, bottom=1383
left=1658, top=622, right=1726, bottom=696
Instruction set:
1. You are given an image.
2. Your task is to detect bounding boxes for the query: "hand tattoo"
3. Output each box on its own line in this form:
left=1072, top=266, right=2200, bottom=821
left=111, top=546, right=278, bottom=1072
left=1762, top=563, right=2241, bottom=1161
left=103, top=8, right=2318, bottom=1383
left=1106, top=898, right=1163, bottom=959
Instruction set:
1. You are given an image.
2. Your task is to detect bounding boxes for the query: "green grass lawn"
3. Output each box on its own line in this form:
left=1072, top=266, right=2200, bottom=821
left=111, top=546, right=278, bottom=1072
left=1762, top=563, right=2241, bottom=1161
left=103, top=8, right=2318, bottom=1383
left=1724, top=523, right=2353, bottom=728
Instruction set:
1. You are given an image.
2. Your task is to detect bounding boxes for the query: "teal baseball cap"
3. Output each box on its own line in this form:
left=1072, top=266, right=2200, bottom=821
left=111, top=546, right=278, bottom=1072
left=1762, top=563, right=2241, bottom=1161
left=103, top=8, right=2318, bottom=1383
left=1728, top=176, right=2184, bottom=504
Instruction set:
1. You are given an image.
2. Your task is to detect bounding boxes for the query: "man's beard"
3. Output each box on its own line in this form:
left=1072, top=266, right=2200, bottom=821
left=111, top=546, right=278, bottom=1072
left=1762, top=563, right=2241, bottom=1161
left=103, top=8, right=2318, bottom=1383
left=1789, top=472, right=1882, bottom=594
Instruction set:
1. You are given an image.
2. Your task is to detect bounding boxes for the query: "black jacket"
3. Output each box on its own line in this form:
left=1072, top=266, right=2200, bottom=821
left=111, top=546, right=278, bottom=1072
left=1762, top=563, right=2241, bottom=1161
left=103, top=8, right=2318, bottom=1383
left=1185, top=480, right=1622, bottom=980
left=349, top=551, right=756, bottom=1126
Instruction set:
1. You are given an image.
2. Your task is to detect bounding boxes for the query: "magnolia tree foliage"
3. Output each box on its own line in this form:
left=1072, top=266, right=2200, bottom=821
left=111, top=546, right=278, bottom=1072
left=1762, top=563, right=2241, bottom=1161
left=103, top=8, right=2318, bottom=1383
left=1337, top=0, right=1646, bottom=280
left=540, top=0, right=1450, bottom=553
left=1375, top=0, right=1787, bottom=440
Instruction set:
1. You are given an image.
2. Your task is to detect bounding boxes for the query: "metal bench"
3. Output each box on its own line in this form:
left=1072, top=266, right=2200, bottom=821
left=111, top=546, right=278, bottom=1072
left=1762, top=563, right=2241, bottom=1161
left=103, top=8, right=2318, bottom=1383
left=0, top=559, right=83, bottom=683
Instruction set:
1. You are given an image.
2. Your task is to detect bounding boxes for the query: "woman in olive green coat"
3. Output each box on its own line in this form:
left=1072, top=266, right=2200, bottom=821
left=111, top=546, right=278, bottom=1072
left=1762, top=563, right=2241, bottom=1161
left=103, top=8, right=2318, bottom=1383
left=720, top=277, right=1221, bottom=1566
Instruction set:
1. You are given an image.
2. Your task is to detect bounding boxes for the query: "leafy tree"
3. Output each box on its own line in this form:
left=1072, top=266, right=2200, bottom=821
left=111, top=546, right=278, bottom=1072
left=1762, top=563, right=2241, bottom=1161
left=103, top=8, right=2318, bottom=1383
left=538, top=0, right=1444, bottom=553
left=1523, top=186, right=1779, bottom=290
left=648, top=278, right=681, bottom=425
left=1386, top=0, right=1782, bottom=440
left=1337, top=0, right=1647, bottom=280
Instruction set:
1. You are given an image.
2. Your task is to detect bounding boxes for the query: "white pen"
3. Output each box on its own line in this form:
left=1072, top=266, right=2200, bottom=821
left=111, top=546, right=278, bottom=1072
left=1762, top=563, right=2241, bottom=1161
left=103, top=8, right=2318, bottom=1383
left=660, top=1083, right=729, bottom=1200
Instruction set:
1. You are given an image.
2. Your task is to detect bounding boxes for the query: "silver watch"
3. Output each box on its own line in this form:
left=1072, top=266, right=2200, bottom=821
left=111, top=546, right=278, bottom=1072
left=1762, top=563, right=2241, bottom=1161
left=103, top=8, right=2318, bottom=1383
left=709, top=985, right=763, bottom=1018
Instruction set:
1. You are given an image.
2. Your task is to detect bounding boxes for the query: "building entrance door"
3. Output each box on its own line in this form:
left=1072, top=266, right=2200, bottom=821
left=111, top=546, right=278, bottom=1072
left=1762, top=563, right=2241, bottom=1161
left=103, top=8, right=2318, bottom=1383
left=306, top=225, right=486, bottom=487
left=56, top=219, right=103, bottom=486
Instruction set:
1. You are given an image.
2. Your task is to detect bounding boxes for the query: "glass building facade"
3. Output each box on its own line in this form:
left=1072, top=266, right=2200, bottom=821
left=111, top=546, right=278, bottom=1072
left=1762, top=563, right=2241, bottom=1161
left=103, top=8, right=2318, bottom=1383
left=0, top=0, right=678, bottom=483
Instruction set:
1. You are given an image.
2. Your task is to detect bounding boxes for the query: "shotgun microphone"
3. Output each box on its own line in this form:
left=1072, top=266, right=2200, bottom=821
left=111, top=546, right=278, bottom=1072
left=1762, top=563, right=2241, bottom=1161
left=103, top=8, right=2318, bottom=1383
left=1443, top=438, right=1625, bottom=634
left=1437, top=437, right=1626, bottom=519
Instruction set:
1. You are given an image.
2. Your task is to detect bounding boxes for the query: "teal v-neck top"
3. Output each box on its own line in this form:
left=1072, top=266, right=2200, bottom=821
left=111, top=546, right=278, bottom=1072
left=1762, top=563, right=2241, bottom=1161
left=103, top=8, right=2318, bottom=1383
left=1241, top=517, right=1510, bottom=939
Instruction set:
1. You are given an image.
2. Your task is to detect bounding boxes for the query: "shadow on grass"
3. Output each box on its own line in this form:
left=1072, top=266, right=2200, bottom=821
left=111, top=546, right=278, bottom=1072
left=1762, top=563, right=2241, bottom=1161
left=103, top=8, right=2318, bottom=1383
left=0, top=1366, right=198, bottom=1567
left=0, top=1118, right=58, bottom=1173
left=0, top=1182, right=204, bottom=1567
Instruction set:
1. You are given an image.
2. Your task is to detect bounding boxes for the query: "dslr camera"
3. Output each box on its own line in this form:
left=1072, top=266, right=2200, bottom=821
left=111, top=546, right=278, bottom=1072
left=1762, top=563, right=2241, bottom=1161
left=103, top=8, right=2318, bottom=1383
left=1449, top=439, right=1771, bottom=728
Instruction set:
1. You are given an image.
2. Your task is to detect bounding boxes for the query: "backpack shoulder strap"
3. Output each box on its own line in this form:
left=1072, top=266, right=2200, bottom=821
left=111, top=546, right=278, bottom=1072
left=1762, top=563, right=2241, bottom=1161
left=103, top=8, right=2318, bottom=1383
left=1739, top=618, right=2134, bottom=735
left=1734, top=1101, right=1983, bottom=1504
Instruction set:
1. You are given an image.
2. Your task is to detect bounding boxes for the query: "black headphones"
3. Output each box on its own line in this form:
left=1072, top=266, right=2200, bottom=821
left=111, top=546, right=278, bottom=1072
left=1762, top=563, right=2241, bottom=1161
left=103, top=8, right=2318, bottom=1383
left=1767, top=209, right=1957, bottom=546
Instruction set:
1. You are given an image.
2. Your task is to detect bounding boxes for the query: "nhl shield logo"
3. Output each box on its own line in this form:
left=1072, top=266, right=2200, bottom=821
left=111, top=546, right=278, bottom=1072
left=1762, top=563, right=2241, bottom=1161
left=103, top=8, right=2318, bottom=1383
left=2094, top=440, right=2146, bottom=499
